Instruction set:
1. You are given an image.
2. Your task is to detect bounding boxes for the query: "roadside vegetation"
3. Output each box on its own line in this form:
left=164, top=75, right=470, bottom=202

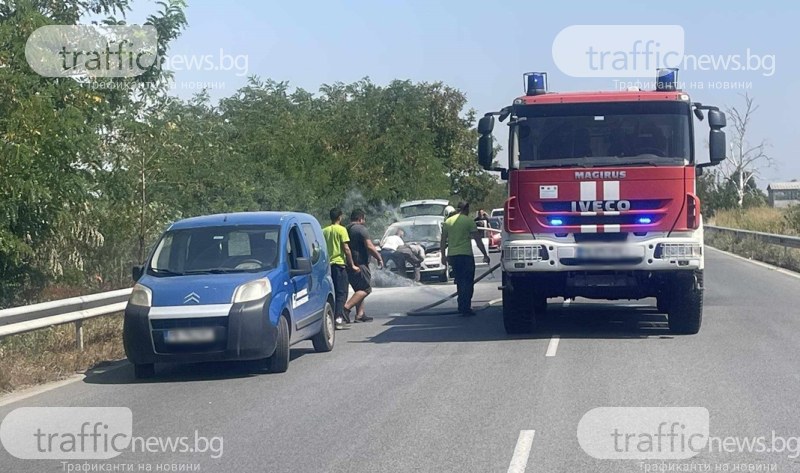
left=0, top=0, right=500, bottom=310
left=705, top=205, right=800, bottom=273
left=0, top=315, right=124, bottom=393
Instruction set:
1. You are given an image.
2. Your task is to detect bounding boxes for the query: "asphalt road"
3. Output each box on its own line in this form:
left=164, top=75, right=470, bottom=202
left=2, top=250, right=800, bottom=472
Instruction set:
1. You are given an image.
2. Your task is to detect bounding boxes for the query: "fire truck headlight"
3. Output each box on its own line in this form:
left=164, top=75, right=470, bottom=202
left=655, top=243, right=702, bottom=259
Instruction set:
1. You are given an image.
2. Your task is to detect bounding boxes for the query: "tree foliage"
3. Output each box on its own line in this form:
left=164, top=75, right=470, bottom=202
left=0, top=1, right=492, bottom=306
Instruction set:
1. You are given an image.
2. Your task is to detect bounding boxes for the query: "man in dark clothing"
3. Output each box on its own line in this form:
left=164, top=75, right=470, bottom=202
left=344, top=209, right=383, bottom=322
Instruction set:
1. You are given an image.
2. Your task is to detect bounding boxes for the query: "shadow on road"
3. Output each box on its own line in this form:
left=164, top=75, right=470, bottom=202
left=361, top=301, right=675, bottom=344
left=82, top=347, right=316, bottom=385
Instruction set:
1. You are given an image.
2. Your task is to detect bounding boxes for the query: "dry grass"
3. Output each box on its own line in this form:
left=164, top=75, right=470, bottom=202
left=713, top=207, right=798, bottom=235
left=0, top=314, right=125, bottom=394
left=707, top=206, right=800, bottom=274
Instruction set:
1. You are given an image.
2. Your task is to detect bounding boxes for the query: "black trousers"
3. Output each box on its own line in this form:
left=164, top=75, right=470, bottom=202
left=448, top=255, right=475, bottom=313
left=331, top=264, right=349, bottom=317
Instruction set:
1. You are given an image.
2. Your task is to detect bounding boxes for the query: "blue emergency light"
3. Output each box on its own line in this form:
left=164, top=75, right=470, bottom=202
left=548, top=217, right=564, bottom=226
left=637, top=216, right=653, bottom=224
left=656, top=68, right=678, bottom=91
left=524, top=72, right=548, bottom=96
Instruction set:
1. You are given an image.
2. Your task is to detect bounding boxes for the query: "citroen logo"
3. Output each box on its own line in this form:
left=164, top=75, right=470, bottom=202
left=183, top=292, right=200, bottom=304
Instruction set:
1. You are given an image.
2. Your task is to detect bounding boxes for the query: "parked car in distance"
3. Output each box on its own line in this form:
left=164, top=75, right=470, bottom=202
left=123, top=212, right=335, bottom=379
left=378, top=216, right=488, bottom=282
left=486, top=217, right=502, bottom=252
left=490, top=208, right=504, bottom=219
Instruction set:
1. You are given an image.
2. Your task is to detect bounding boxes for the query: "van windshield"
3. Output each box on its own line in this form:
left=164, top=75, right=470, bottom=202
left=148, top=225, right=281, bottom=276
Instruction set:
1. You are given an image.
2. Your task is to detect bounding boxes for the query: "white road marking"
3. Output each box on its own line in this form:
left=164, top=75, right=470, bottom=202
left=562, top=299, right=571, bottom=307
left=545, top=335, right=560, bottom=357
left=489, top=298, right=503, bottom=306
left=507, top=430, right=536, bottom=473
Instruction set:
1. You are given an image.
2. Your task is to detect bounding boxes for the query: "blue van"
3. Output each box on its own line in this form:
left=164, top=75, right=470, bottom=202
left=123, top=212, right=335, bottom=378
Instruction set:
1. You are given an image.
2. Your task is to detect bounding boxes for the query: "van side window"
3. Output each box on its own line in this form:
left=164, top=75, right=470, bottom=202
left=287, top=226, right=305, bottom=269
left=301, top=222, right=321, bottom=264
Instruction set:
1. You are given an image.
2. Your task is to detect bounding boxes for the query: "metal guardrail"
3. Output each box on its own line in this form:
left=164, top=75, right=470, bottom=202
left=0, top=288, right=132, bottom=349
left=0, top=226, right=790, bottom=349
left=705, top=225, right=800, bottom=250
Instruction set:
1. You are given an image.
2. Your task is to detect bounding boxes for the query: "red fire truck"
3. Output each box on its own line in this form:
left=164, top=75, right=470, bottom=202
left=477, top=69, right=727, bottom=335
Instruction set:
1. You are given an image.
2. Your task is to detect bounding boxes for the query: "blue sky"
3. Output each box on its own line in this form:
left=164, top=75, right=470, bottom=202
left=133, top=0, right=800, bottom=186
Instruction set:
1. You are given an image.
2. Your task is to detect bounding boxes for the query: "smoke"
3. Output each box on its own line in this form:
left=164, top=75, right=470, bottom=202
left=369, top=265, right=420, bottom=288
left=341, top=189, right=403, bottom=239
left=339, top=190, right=429, bottom=287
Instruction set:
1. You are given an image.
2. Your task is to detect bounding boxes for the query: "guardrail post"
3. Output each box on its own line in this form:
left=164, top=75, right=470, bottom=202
left=75, top=320, right=84, bottom=351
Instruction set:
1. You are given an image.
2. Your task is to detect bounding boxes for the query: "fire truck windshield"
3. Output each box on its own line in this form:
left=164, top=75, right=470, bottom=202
left=515, top=101, right=692, bottom=168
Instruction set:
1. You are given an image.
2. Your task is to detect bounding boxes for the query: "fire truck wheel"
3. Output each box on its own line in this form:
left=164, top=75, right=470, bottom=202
left=656, top=295, right=670, bottom=313
left=667, top=271, right=703, bottom=335
left=503, top=284, right=535, bottom=334
left=533, top=296, right=548, bottom=316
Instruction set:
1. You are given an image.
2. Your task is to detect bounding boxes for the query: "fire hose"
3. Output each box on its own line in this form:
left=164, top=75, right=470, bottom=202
left=408, top=262, right=501, bottom=316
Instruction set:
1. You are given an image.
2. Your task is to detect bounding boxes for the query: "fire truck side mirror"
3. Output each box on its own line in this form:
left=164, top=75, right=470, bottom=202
left=708, top=109, right=726, bottom=129
left=707, top=110, right=727, bottom=165
left=478, top=134, right=494, bottom=170
left=709, top=129, right=726, bottom=165
left=478, top=115, right=495, bottom=134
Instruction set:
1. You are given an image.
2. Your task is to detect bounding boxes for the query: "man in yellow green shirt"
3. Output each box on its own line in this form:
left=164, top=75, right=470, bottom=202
left=441, top=201, right=490, bottom=316
left=322, top=208, right=358, bottom=329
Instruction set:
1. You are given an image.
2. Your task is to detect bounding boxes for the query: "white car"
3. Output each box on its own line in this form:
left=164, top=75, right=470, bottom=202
left=379, top=216, right=488, bottom=282
left=490, top=208, right=504, bottom=219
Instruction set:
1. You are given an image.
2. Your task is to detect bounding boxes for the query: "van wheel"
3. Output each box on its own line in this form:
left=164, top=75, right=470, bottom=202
left=267, top=315, right=290, bottom=373
left=312, top=302, right=335, bottom=353
left=668, top=271, right=703, bottom=335
left=134, top=363, right=154, bottom=379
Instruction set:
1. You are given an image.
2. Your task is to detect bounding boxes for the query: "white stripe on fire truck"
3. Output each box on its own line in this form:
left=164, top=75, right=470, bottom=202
left=603, top=180, right=620, bottom=200
left=604, top=224, right=621, bottom=233
left=580, top=224, right=597, bottom=233
left=580, top=181, right=596, bottom=201
left=580, top=211, right=597, bottom=216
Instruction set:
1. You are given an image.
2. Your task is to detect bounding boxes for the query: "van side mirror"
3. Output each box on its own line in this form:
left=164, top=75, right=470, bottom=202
left=132, top=265, right=143, bottom=281
left=478, top=134, right=494, bottom=170
left=290, top=257, right=313, bottom=276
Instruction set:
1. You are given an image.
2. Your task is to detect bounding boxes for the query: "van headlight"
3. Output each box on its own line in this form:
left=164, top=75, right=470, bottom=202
left=129, top=284, right=152, bottom=307
left=232, top=278, right=272, bottom=303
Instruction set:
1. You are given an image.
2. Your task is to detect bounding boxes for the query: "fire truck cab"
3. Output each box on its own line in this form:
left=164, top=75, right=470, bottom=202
left=478, top=70, right=727, bottom=335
